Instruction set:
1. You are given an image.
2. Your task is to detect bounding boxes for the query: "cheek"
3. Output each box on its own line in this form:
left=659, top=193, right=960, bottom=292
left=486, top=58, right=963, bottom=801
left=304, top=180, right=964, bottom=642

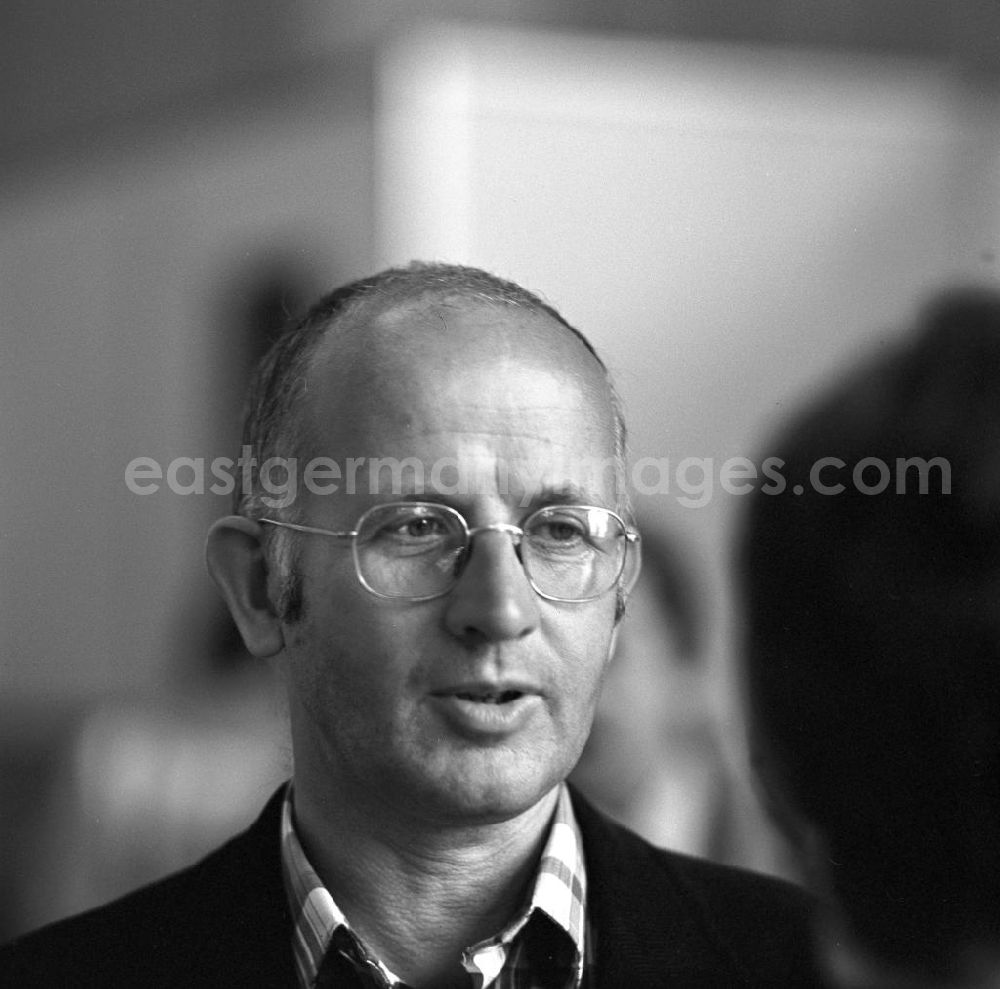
left=284, top=595, right=363, bottom=693
left=550, top=604, right=616, bottom=704
left=290, top=588, right=426, bottom=702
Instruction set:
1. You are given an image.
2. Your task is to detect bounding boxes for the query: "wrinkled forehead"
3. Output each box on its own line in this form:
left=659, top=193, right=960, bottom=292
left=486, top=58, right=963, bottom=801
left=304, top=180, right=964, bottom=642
left=302, top=299, right=619, bottom=500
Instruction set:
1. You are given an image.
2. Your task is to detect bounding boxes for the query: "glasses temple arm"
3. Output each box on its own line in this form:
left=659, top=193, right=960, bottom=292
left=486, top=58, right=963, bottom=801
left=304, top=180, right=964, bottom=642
left=257, top=518, right=357, bottom=539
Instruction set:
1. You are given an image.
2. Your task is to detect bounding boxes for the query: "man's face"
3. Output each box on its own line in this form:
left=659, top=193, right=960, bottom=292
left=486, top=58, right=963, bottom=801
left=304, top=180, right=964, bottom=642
left=280, top=302, right=621, bottom=826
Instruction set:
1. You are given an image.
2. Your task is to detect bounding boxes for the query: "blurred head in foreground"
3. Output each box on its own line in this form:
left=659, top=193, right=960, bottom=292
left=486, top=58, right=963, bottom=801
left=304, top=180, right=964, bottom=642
left=739, top=287, right=1000, bottom=988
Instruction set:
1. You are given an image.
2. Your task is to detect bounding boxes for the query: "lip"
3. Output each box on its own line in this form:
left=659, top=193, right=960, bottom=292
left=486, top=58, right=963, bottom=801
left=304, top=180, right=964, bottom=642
left=428, top=682, right=541, bottom=737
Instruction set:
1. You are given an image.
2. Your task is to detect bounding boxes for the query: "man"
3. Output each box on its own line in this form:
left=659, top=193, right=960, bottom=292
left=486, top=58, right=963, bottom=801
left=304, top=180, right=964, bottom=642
left=2, top=262, right=817, bottom=986
left=738, top=287, right=1000, bottom=988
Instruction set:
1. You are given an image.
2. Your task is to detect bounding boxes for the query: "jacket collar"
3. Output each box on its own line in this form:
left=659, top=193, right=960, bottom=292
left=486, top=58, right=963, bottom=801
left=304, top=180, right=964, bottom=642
left=230, top=784, right=815, bottom=989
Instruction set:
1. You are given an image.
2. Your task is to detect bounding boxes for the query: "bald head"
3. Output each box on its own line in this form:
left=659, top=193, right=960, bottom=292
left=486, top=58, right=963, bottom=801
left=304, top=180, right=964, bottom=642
left=238, top=262, right=626, bottom=520
left=234, top=263, right=628, bottom=621
left=317, top=295, right=610, bottom=429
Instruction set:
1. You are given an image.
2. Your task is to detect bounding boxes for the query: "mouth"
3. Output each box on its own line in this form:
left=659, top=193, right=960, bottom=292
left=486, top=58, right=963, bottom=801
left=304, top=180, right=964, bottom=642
left=429, top=684, right=540, bottom=736
left=451, top=689, right=524, bottom=704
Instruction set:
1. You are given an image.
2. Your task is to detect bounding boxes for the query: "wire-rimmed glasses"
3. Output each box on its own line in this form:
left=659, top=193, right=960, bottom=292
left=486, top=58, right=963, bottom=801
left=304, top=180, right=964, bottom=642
left=258, top=501, right=640, bottom=603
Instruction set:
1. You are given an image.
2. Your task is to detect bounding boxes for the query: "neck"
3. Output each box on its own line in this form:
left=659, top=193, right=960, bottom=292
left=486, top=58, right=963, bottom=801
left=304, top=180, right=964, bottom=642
left=292, top=780, right=561, bottom=988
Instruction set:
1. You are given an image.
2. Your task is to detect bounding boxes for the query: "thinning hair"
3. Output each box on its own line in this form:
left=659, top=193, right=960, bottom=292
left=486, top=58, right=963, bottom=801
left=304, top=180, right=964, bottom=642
left=235, top=261, right=629, bottom=620
left=739, top=287, right=1000, bottom=979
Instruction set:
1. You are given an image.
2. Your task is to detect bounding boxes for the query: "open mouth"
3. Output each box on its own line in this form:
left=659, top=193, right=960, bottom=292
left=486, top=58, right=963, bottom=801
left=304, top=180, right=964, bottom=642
left=432, top=687, right=537, bottom=733
left=453, top=690, right=523, bottom=704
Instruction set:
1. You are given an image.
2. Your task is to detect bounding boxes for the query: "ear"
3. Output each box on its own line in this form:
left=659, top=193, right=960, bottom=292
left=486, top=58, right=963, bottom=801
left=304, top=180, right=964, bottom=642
left=614, top=533, right=642, bottom=624
left=205, top=516, right=285, bottom=658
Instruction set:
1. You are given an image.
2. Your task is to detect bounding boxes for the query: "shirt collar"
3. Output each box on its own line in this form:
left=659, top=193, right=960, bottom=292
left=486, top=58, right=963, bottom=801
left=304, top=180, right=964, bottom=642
left=280, top=783, right=587, bottom=988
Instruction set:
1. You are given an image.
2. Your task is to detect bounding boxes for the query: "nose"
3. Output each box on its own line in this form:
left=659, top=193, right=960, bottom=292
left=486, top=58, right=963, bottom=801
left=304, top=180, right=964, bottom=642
left=443, top=527, right=541, bottom=642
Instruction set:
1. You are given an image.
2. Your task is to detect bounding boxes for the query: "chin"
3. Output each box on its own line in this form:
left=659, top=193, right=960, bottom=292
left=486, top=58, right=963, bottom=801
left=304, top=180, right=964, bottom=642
left=422, top=764, right=562, bottom=825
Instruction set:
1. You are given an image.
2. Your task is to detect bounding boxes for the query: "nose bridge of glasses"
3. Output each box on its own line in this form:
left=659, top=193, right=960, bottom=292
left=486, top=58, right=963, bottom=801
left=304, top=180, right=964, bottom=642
left=463, top=521, right=525, bottom=564
left=466, top=521, right=524, bottom=543
left=453, top=520, right=526, bottom=576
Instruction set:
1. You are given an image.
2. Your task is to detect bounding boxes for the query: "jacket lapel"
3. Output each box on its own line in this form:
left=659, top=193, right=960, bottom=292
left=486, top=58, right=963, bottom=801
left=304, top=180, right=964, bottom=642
left=176, top=785, right=298, bottom=987
left=571, top=786, right=738, bottom=989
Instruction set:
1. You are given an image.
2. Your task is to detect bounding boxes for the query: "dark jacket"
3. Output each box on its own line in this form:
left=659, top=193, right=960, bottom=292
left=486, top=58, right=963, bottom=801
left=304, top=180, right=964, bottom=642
left=0, top=786, right=821, bottom=987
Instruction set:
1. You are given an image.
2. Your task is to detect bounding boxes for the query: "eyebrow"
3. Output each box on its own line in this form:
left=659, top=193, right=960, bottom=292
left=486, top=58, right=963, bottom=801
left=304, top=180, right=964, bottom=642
left=530, top=483, right=607, bottom=508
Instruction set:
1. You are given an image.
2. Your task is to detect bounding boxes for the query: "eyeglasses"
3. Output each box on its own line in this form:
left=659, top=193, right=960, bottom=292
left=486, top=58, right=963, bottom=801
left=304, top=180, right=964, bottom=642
left=258, top=502, right=640, bottom=603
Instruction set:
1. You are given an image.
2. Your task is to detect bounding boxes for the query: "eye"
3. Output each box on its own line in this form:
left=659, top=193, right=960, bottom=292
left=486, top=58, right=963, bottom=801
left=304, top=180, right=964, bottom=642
left=538, top=519, right=584, bottom=541
left=359, top=504, right=464, bottom=554
left=395, top=515, right=449, bottom=540
left=528, top=512, right=588, bottom=548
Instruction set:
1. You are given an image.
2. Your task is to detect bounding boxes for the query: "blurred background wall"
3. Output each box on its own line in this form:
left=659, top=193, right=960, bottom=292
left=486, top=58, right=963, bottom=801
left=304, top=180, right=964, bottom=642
left=3, top=0, right=1000, bottom=939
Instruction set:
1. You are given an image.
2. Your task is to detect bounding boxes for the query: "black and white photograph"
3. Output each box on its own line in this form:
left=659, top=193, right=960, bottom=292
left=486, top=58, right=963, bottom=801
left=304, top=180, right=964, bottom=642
left=3, top=4, right=999, bottom=986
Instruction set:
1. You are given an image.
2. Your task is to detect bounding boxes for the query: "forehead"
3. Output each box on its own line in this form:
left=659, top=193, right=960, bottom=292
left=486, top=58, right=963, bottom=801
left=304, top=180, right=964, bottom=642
left=303, top=300, right=618, bottom=502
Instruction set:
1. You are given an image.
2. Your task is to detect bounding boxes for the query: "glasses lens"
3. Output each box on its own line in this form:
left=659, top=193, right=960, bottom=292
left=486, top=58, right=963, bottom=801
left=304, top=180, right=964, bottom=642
left=521, top=506, right=627, bottom=601
left=354, top=503, right=466, bottom=598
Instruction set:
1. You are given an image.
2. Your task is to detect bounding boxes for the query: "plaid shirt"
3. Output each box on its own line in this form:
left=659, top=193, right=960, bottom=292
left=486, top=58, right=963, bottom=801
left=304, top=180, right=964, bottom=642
left=280, top=784, right=589, bottom=989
